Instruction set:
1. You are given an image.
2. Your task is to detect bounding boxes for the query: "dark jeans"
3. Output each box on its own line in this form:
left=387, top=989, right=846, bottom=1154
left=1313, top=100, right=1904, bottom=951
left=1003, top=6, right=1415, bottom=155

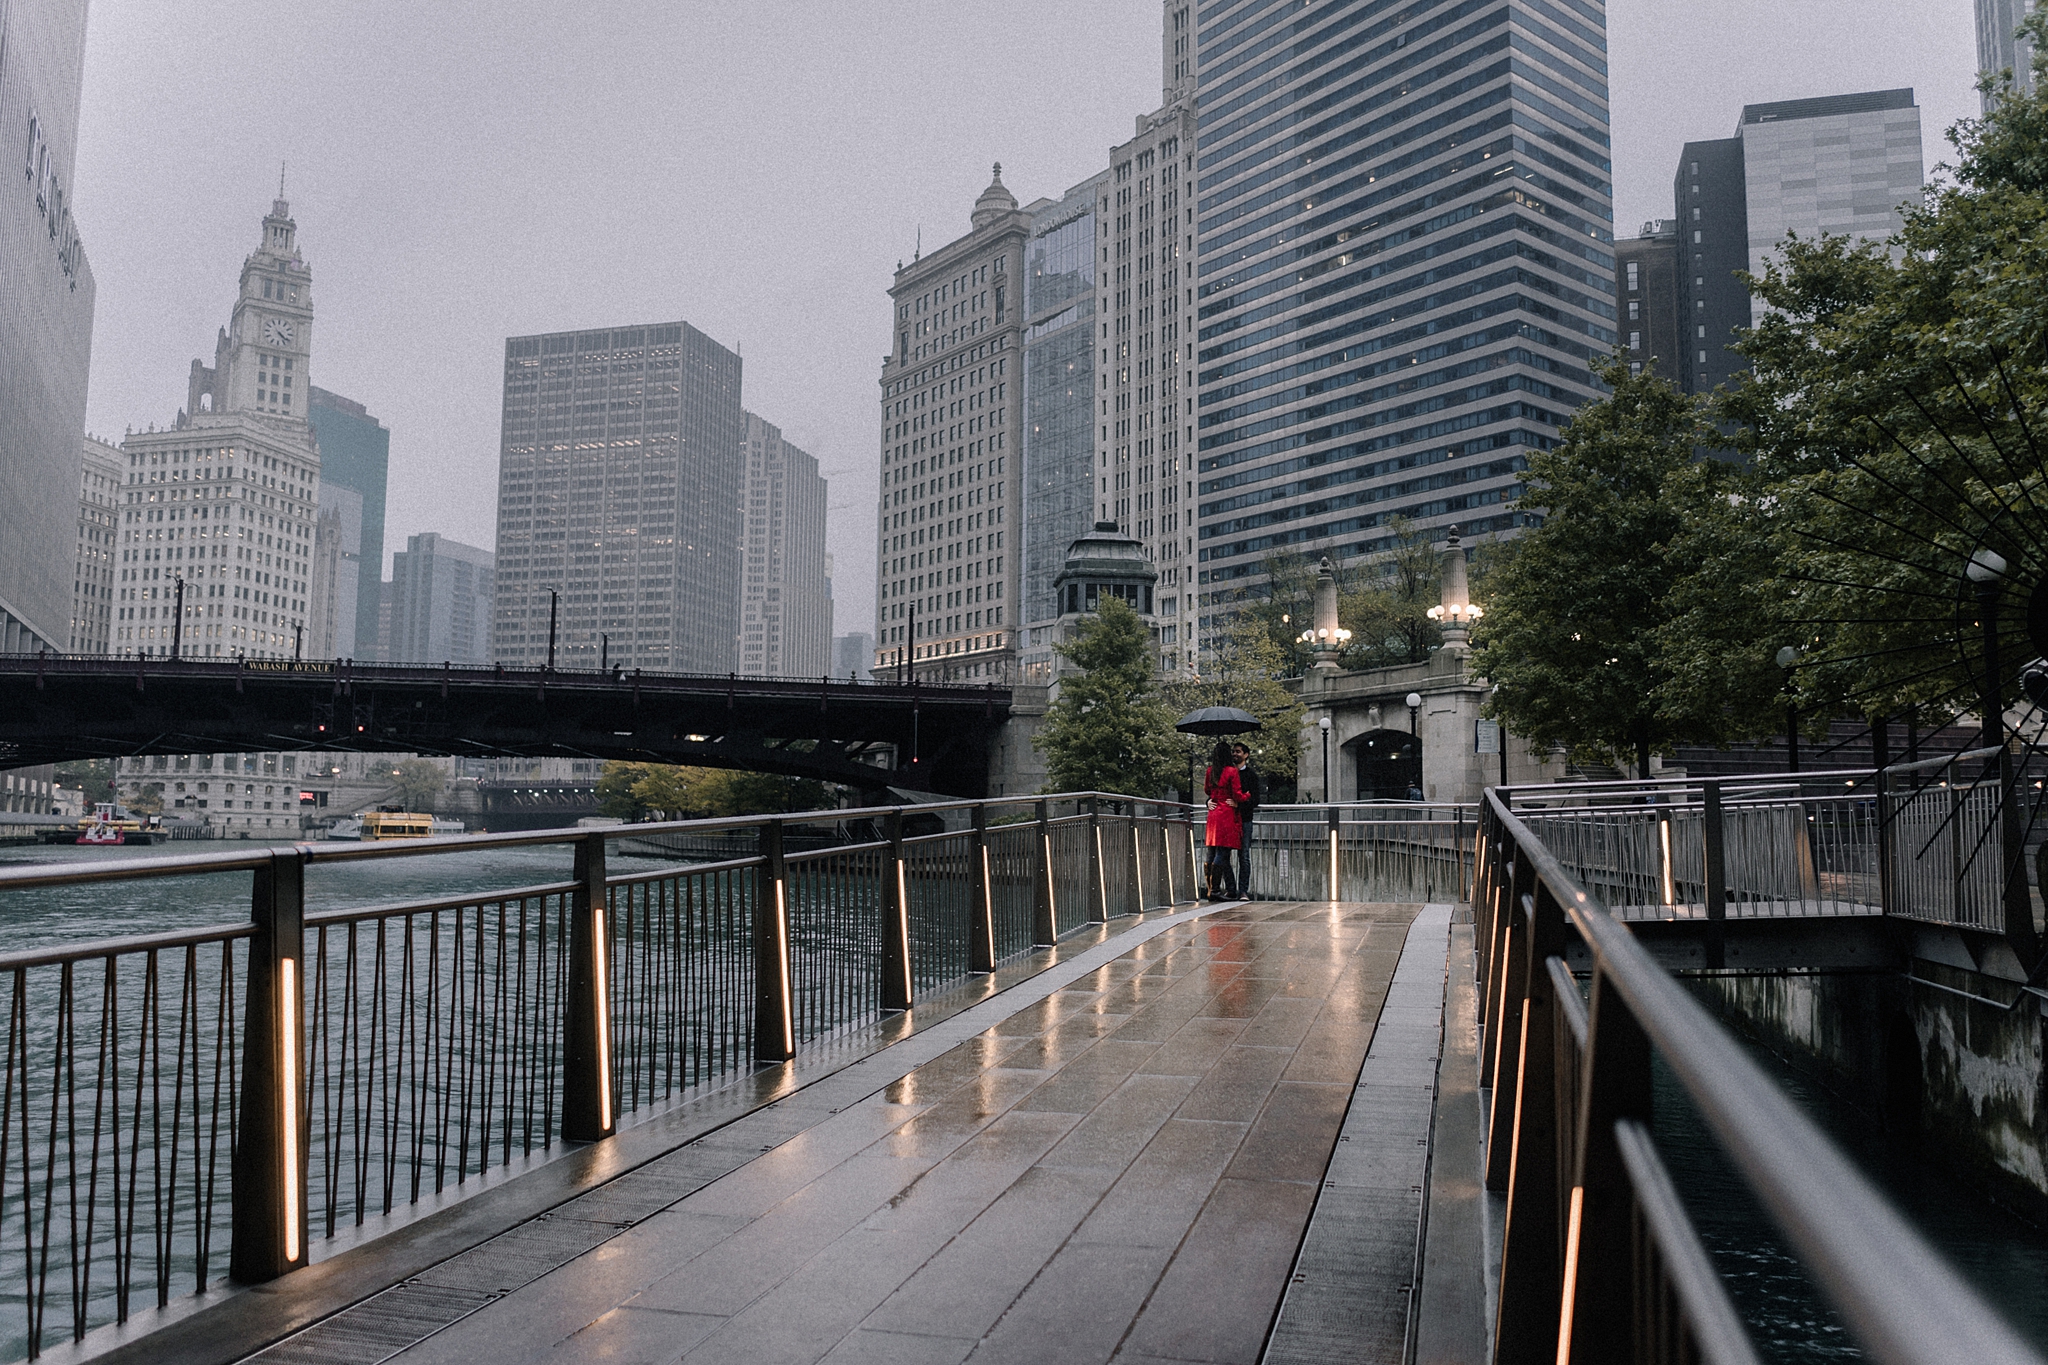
left=1235, top=836, right=1254, bottom=898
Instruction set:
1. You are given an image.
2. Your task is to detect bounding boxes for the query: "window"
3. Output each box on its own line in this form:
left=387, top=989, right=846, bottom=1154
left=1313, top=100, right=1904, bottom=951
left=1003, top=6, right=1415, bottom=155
left=1628, top=300, right=1640, bottom=320
left=1625, top=262, right=1639, bottom=291
left=1697, top=324, right=1707, bottom=338
left=1693, top=230, right=1701, bottom=244
left=1630, top=362, right=1642, bottom=376
left=1629, top=331, right=1641, bottom=351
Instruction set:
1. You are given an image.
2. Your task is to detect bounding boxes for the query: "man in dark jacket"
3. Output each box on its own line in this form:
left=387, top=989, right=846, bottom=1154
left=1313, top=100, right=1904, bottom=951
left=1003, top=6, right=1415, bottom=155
left=1232, top=742, right=1263, bottom=899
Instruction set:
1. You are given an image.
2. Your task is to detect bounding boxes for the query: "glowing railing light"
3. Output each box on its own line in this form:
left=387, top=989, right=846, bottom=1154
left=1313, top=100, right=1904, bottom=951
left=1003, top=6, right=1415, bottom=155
left=280, top=957, right=300, bottom=1263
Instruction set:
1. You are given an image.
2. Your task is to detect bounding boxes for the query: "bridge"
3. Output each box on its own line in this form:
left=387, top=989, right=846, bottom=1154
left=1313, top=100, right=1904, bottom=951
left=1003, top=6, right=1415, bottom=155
left=0, top=774, right=2039, bottom=1365
left=0, top=654, right=1011, bottom=796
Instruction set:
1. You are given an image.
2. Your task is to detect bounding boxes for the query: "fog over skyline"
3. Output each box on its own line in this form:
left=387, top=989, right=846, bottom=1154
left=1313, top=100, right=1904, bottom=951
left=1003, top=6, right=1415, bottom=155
left=70, top=0, right=1979, bottom=646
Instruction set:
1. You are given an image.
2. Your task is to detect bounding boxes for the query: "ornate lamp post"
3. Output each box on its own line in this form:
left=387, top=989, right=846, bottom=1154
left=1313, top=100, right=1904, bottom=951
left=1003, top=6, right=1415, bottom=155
left=1296, top=556, right=1351, bottom=668
left=1318, top=715, right=1332, bottom=802
left=1424, top=525, right=1484, bottom=649
left=1775, top=645, right=1801, bottom=771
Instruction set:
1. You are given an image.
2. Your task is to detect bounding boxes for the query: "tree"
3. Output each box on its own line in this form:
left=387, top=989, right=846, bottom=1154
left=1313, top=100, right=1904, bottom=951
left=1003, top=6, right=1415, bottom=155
left=1161, top=616, right=1306, bottom=797
left=1716, top=23, right=2048, bottom=726
left=595, top=761, right=836, bottom=820
left=1338, top=517, right=1445, bottom=670
left=596, top=761, right=660, bottom=820
left=391, top=758, right=446, bottom=812
left=1474, top=358, right=1712, bottom=776
left=54, top=759, right=113, bottom=807
left=1035, top=597, right=1182, bottom=797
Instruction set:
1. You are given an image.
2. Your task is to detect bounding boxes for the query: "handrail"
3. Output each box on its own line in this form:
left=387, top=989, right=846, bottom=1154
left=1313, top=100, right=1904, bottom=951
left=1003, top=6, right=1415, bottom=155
left=1479, top=788, right=2043, bottom=1363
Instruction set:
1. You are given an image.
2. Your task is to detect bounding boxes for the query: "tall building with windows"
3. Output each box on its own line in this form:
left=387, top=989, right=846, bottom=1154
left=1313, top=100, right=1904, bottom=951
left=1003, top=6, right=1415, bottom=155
left=1, top=0, right=96, bottom=654
left=389, top=532, right=494, bottom=664
left=307, top=480, right=361, bottom=658
left=307, top=387, right=389, bottom=657
left=1021, top=171, right=1107, bottom=631
left=117, top=198, right=320, bottom=659
left=1098, top=92, right=1199, bottom=672
left=1615, top=222, right=1680, bottom=385
left=492, top=322, right=743, bottom=673
left=1192, top=0, right=1616, bottom=633
left=874, top=168, right=1028, bottom=682
left=738, top=411, right=831, bottom=678
left=70, top=434, right=122, bottom=653
left=1979, top=0, right=2037, bottom=109
left=1676, top=89, right=1922, bottom=395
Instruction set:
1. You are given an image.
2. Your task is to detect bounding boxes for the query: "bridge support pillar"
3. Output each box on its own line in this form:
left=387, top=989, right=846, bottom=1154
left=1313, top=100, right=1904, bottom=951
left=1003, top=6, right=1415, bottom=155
left=882, top=810, right=913, bottom=1012
left=564, top=833, right=615, bottom=1142
left=754, top=820, right=795, bottom=1062
left=231, top=849, right=309, bottom=1283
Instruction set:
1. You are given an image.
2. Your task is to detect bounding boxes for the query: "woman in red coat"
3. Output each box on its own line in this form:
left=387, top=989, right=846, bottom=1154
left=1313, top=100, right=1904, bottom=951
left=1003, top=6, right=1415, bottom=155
left=1204, top=740, right=1248, bottom=900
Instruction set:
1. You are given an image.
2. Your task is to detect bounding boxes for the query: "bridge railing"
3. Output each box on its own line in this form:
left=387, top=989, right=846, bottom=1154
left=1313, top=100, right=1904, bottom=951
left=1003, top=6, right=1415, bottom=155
left=1246, top=803, right=1476, bottom=903
left=1495, top=750, right=2047, bottom=933
left=1475, top=787, right=2044, bottom=1364
left=0, top=792, right=1198, bottom=1361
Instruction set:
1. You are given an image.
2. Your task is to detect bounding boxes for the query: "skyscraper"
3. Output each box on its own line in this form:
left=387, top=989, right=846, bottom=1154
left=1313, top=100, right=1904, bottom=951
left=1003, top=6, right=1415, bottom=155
left=1677, top=89, right=1922, bottom=395
left=307, top=480, right=361, bottom=658
left=1021, top=171, right=1107, bottom=631
left=70, top=434, right=122, bottom=654
left=1097, top=85, right=1198, bottom=672
left=738, top=412, right=831, bottom=679
left=493, top=322, right=743, bottom=673
left=307, top=387, right=390, bottom=658
left=1615, top=222, right=1681, bottom=385
left=1, top=0, right=96, bottom=653
left=874, top=170, right=1027, bottom=682
left=389, top=532, right=494, bottom=664
left=1192, top=0, right=1616, bottom=630
left=1978, top=0, right=2037, bottom=109
left=118, top=198, right=320, bottom=660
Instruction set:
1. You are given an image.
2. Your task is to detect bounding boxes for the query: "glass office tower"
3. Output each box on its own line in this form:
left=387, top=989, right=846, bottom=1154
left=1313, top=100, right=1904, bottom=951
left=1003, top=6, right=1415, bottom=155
left=1022, top=173, right=1106, bottom=627
left=1193, top=0, right=1615, bottom=638
left=493, top=322, right=743, bottom=673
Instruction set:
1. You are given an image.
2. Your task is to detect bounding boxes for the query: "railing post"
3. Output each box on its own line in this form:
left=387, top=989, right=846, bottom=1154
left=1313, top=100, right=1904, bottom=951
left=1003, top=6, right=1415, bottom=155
left=1484, top=853, right=1537, bottom=1175
left=1560, top=968, right=1654, bottom=1362
left=231, top=848, right=308, bottom=1283
left=969, top=803, right=995, bottom=974
left=1875, top=764, right=1894, bottom=916
left=754, top=819, right=795, bottom=1062
left=563, top=832, right=616, bottom=1142
left=882, top=809, right=914, bottom=1011
left=1086, top=797, right=1108, bottom=923
left=1457, top=805, right=1468, bottom=903
left=1492, top=881, right=1571, bottom=1364
left=1702, top=778, right=1727, bottom=970
left=1326, top=804, right=1341, bottom=901
left=1128, top=807, right=1144, bottom=913
left=1033, top=799, right=1057, bottom=945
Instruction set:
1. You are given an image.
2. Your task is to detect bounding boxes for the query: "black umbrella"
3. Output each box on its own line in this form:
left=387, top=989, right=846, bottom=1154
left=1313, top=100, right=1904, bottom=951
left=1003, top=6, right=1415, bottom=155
left=1176, top=706, right=1262, bottom=736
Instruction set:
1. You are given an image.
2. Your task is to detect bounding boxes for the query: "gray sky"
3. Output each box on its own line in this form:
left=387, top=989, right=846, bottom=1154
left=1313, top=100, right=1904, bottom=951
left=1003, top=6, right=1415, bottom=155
left=71, top=1, right=1980, bottom=643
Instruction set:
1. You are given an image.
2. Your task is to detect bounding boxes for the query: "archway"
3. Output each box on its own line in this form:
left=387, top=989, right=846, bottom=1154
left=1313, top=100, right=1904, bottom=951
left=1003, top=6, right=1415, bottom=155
left=1346, top=729, right=1420, bottom=801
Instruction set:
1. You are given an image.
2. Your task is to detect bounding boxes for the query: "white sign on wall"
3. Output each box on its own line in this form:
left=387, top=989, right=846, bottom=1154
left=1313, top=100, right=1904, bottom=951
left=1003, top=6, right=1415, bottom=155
left=1475, top=718, right=1501, bottom=754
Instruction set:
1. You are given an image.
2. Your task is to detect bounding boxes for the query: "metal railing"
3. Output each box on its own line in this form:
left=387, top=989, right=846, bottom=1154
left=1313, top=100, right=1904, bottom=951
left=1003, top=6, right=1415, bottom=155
left=1474, top=787, right=2045, bottom=1364
left=1496, top=749, right=2046, bottom=938
left=0, top=793, right=1198, bottom=1359
left=1244, top=803, right=1476, bottom=903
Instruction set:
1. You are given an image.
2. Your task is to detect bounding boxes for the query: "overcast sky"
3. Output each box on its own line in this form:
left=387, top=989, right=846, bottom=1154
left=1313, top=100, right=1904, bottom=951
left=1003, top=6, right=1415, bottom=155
left=70, top=0, right=1981, bottom=643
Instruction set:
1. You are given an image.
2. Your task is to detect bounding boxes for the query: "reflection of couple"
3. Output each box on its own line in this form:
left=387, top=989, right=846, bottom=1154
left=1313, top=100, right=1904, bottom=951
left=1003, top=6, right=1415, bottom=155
left=1202, top=741, right=1260, bottom=900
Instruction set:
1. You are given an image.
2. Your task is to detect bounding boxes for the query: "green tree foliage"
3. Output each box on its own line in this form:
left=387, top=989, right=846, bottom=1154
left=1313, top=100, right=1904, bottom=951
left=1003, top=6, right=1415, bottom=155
left=1035, top=597, right=1182, bottom=797
left=1161, top=616, right=1306, bottom=796
left=595, top=761, right=833, bottom=820
left=1718, top=23, right=2048, bottom=724
left=1338, top=518, right=1445, bottom=669
left=391, top=758, right=446, bottom=812
left=130, top=783, right=164, bottom=816
left=1475, top=359, right=1715, bottom=776
left=54, top=759, right=113, bottom=807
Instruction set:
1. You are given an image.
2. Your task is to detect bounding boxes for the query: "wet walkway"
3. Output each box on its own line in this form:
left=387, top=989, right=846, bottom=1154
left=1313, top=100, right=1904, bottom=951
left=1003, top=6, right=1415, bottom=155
left=237, top=901, right=1457, bottom=1365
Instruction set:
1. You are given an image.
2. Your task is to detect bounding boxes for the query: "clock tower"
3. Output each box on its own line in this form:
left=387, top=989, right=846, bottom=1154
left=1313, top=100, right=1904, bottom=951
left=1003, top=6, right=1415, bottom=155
left=186, top=197, right=314, bottom=422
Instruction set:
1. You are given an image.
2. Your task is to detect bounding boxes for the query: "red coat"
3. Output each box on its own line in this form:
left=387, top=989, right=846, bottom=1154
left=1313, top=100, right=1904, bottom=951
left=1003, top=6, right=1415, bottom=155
left=1205, top=765, right=1247, bottom=849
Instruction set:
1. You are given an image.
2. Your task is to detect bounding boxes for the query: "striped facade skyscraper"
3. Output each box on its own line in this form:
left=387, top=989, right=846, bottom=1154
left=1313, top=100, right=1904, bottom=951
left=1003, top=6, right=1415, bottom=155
left=1192, top=0, right=1615, bottom=639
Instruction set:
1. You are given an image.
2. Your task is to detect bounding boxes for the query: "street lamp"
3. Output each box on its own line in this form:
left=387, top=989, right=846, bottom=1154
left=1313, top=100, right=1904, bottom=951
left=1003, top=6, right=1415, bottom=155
left=170, top=574, right=186, bottom=660
left=545, top=586, right=560, bottom=672
left=1406, top=691, right=1422, bottom=734
left=1318, top=715, right=1332, bottom=801
left=1775, top=645, right=1801, bottom=771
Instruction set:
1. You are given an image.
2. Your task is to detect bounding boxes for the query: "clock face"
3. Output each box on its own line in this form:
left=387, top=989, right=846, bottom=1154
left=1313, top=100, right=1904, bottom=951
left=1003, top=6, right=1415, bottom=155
left=262, top=318, right=294, bottom=346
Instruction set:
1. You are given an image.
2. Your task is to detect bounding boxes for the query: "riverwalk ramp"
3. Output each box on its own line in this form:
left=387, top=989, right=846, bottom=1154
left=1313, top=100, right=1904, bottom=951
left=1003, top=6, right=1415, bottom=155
left=125, top=900, right=1483, bottom=1365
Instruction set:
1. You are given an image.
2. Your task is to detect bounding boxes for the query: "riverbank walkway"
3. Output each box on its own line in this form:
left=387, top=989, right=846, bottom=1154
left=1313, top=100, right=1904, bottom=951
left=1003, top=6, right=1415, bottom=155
left=96, top=899, right=1485, bottom=1365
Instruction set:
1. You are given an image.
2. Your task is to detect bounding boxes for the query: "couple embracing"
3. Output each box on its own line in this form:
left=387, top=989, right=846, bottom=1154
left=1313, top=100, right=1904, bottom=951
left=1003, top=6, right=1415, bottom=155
left=1201, top=740, right=1263, bottom=901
